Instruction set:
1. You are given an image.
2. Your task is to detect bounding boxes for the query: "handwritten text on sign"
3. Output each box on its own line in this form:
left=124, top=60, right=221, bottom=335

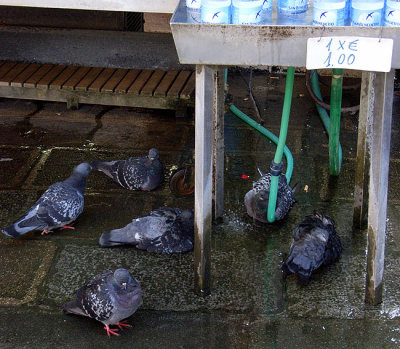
left=306, top=37, right=393, bottom=72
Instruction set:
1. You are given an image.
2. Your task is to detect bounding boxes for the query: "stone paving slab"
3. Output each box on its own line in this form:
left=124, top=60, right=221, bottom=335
left=0, top=98, right=38, bottom=118
left=0, top=239, right=55, bottom=305
left=0, top=308, right=399, bottom=349
left=0, top=147, right=40, bottom=188
left=37, top=241, right=280, bottom=314
left=0, top=191, right=42, bottom=235
left=92, top=107, right=193, bottom=152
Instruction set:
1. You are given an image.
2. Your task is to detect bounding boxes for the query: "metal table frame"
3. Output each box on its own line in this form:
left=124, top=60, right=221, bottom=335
left=171, top=1, right=399, bottom=304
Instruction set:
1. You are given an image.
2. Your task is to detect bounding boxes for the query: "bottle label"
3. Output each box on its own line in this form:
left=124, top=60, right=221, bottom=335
left=384, top=5, right=400, bottom=26
left=187, top=0, right=201, bottom=10
left=313, top=7, right=346, bottom=26
left=262, top=0, right=273, bottom=11
left=278, top=0, right=308, bottom=15
left=232, top=3, right=264, bottom=24
left=201, top=5, right=231, bottom=23
left=187, top=8, right=201, bottom=23
left=351, top=7, right=383, bottom=26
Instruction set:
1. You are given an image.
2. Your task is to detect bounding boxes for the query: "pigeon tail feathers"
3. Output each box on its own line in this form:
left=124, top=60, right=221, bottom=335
left=99, top=227, right=136, bottom=247
left=63, top=300, right=88, bottom=317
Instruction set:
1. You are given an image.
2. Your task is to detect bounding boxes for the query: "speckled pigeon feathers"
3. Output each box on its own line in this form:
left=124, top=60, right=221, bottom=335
left=63, top=269, right=142, bottom=326
left=91, top=148, right=163, bottom=191
left=99, top=207, right=194, bottom=254
left=244, top=170, right=296, bottom=222
left=282, top=212, right=342, bottom=284
left=1, top=162, right=92, bottom=237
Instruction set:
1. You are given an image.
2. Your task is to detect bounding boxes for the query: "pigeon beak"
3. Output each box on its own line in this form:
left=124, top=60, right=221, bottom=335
left=122, top=282, right=127, bottom=289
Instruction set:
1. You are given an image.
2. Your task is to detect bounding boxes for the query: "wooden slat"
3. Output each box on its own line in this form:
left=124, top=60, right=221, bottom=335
left=62, top=66, right=91, bottom=90
left=0, top=63, right=30, bottom=86
left=87, top=68, right=115, bottom=92
left=34, top=65, right=65, bottom=89
left=10, top=63, right=41, bottom=87
left=75, top=67, right=103, bottom=91
left=127, top=70, right=153, bottom=95
left=154, top=70, right=179, bottom=97
left=180, top=71, right=195, bottom=99
left=101, top=69, right=129, bottom=93
left=114, top=69, right=141, bottom=93
left=0, top=62, right=18, bottom=80
left=49, top=66, right=79, bottom=89
left=24, top=64, right=54, bottom=88
left=140, top=70, right=166, bottom=96
left=167, top=70, right=191, bottom=97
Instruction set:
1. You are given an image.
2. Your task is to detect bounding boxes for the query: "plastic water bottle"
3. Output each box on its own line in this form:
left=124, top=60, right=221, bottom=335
left=384, top=0, right=400, bottom=26
left=201, top=0, right=232, bottom=23
left=351, top=0, right=385, bottom=26
left=313, top=0, right=346, bottom=26
left=187, top=0, right=201, bottom=23
left=277, top=0, right=308, bottom=16
left=262, top=0, right=273, bottom=13
left=187, top=0, right=202, bottom=9
left=232, top=0, right=264, bottom=24
left=345, top=0, right=351, bottom=24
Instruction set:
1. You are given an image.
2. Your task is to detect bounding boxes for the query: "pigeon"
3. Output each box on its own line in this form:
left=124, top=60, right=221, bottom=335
left=244, top=168, right=296, bottom=222
left=282, top=212, right=343, bottom=285
left=99, top=207, right=194, bottom=254
left=63, top=268, right=143, bottom=337
left=1, top=162, right=92, bottom=237
left=91, top=148, right=163, bottom=191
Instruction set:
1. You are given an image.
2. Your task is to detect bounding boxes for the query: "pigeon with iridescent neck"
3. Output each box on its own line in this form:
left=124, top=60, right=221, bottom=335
left=63, top=268, right=143, bottom=337
left=91, top=148, right=163, bottom=191
left=244, top=168, right=296, bottom=222
left=1, top=162, right=92, bottom=237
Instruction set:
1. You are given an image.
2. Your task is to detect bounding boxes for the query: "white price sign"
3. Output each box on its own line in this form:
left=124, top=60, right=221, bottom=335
left=306, top=36, right=393, bottom=72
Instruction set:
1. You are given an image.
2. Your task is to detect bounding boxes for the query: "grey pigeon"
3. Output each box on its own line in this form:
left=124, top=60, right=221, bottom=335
left=63, top=268, right=143, bottom=337
left=99, top=207, right=194, bottom=254
left=2, top=162, right=92, bottom=237
left=282, top=212, right=342, bottom=285
left=91, top=148, right=163, bottom=191
left=244, top=168, right=296, bottom=222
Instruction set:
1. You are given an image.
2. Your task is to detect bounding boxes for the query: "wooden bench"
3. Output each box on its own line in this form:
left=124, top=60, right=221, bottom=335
left=0, top=61, right=194, bottom=116
left=0, top=1, right=194, bottom=115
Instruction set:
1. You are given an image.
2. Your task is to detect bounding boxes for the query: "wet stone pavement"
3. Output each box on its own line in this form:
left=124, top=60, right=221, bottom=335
left=0, top=71, right=400, bottom=348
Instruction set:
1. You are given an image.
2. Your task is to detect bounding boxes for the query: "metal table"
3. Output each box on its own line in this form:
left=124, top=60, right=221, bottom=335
left=171, top=0, right=399, bottom=304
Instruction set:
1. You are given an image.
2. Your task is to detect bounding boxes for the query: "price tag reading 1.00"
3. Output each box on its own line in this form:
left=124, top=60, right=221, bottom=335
left=306, top=36, right=393, bottom=72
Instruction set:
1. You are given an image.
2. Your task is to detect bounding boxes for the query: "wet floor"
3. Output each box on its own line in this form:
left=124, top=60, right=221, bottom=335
left=1, top=70, right=400, bottom=348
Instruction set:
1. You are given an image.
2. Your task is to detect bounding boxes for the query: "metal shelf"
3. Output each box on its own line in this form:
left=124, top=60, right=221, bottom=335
left=171, top=1, right=400, bottom=68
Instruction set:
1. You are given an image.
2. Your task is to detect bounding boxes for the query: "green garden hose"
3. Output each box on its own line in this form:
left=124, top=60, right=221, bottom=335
left=229, top=67, right=295, bottom=223
left=329, top=68, right=343, bottom=176
left=267, top=66, right=295, bottom=223
left=310, top=70, right=343, bottom=174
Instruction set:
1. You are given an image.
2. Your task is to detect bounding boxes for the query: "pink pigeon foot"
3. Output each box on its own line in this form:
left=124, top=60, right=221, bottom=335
left=104, top=325, right=119, bottom=337
left=60, top=225, right=75, bottom=230
left=116, top=320, right=132, bottom=329
left=41, top=229, right=52, bottom=235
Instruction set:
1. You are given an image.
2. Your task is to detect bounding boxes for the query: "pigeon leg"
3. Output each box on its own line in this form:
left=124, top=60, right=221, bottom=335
left=116, top=320, right=132, bottom=329
left=41, top=229, right=52, bottom=235
left=60, top=225, right=75, bottom=230
left=104, top=325, right=119, bottom=337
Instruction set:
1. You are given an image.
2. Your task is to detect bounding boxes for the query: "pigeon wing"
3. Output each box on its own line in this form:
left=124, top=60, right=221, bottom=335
left=17, top=182, right=83, bottom=230
left=75, top=271, right=115, bottom=322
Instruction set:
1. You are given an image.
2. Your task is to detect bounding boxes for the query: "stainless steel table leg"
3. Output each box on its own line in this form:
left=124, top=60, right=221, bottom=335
left=353, top=71, right=371, bottom=229
left=361, top=70, right=395, bottom=305
left=194, top=65, right=214, bottom=295
left=194, top=65, right=225, bottom=295
left=213, top=67, right=225, bottom=221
